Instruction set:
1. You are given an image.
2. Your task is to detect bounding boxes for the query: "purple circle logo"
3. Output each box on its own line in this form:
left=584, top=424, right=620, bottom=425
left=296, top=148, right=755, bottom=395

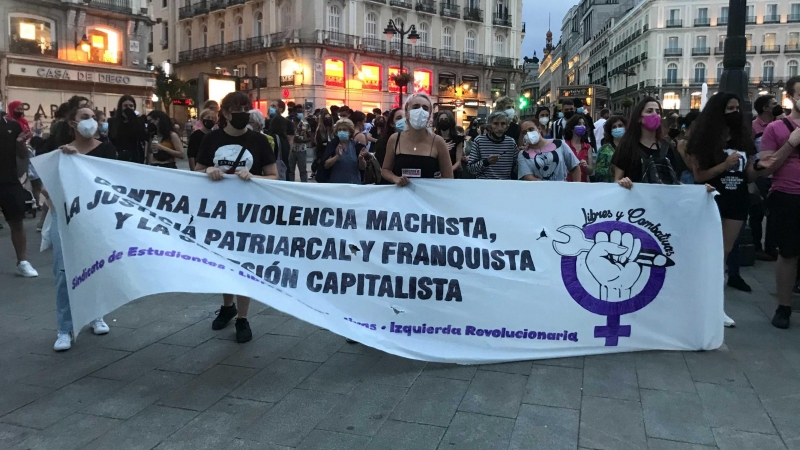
left=552, top=221, right=674, bottom=346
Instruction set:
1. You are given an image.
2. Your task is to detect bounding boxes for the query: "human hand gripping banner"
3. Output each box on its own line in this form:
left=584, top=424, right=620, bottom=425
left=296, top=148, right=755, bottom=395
left=32, top=152, right=724, bottom=364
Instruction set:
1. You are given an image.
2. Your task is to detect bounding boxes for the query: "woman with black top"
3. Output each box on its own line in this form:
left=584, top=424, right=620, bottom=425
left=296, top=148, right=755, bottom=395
left=381, top=93, right=454, bottom=186
left=433, top=110, right=464, bottom=177
left=372, top=108, right=405, bottom=168
left=187, top=108, right=217, bottom=171
left=108, top=95, right=148, bottom=163
left=312, top=109, right=336, bottom=178
left=687, top=92, right=757, bottom=328
left=50, top=106, right=117, bottom=351
left=350, top=111, right=369, bottom=147
left=145, top=111, right=184, bottom=168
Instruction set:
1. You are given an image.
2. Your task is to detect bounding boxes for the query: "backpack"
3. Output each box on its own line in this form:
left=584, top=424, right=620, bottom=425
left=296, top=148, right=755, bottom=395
left=639, top=141, right=679, bottom=185
left=362, top=153, right=382, bottom=185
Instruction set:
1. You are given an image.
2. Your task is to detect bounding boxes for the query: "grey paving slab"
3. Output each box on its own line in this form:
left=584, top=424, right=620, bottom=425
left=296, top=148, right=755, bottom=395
left=229, top=358, right=319, bottom=403
left=268, top=317, right=320, bottom=338
left=532, top=357, right=585, bottom=368
left=83, top=405, right=199, bottom=450
left=635, top=352, right=696, bottom=393
left=0, top=423, right=38, bottom=449
left=422, top=362, right=479, bottom=381
left=579, top=395, right=647, bottom=450
left=365, top=420, right=445, bottom=450
left=390, top=375, right=469, bottom=427
left=696, top=382, right=777, bottom=434
left=16, top=413, right=119, bottom=450
left=771, top=415, right=800, bottom=450
left=713, top=428, right=788, bottom=450
left=361, top=354, right=427, bottom=387
left=282, top=329, right=346, bottom=363
left=155, top=397, right=273, bottom=450
left=458, top=369, right=527, bottom=418
left=745, top=371, right=800, bottom=416
left=0, top=353, right=62, bottom=384
left=18, top=347, right=131, bottom=389
left=683, top=350, right=750, bottom=387
left=241, top=388, right=343, bottom=447
left=297, top=352, right=383, bottom=394
left=337, top=341, right=386, bottom=357
left=229, top=439, right=293, bottom=450
left=221, top=334, right=304, bottom=369
left=82, top=369, right=195, bottom=419
left=0, top=382, right=54, bottom=417
left=159, top=364, right=257, bottom=411
left=0, top=377, right=126, bottom=430
left=480, top=360, right=533, bottom=375
left=101, top=320, right=189, bottom=352
left=158, top=337, right=243, bottom=374
left=295, top=429, right=371, bottom=450
left=317, top=381, right=407, bottom=437
left=90, top=343, right=190, bottom=382
left=647, top=438, right=719, bottom=450
left=158, top=318, right=220, bottom=347
left=524, top=364, right=583, bottom=409
left=582, top=354, right=640, bottom=401
left=438, top=411, right=515, bottom=450
left=508, top=403, right=579, bottom=450
left=641, top=389, right=715, bottom=446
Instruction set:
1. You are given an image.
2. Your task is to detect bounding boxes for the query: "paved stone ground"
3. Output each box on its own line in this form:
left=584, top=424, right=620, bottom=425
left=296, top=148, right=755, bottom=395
left=2, top=214, right=800, bottom=450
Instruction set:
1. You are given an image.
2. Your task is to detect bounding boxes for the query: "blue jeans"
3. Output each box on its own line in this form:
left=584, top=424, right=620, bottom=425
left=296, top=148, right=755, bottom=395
left=726, top=221, right=747, bottom=277
left=51, top=214, right=72, bottom=334
left=680, top=170, right=695, bottom=185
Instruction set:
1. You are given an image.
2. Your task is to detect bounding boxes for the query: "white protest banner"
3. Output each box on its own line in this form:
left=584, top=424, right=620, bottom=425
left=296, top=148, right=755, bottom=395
left=32, top=152, right=724, bottom=364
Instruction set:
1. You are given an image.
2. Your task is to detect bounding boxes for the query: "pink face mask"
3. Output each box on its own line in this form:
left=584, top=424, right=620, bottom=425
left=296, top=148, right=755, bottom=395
left=641, top=114, right=662, bottom=132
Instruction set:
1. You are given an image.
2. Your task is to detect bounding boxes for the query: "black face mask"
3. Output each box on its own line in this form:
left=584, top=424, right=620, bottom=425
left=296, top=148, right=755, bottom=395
left=724, top=111, right=743, bottom=128
left=563, top=111, right=575, bottom=120
left=12, top=111, right=23, bottom=118
left=202, top=119, right=216, bottom=130
left=668, top=128, right=680, bottom=139
left=123, top=108, right=136, bottom=119
left=229, top=112, right=250, bottom=130
left=437, top=120, right=451, bottom=131
left=772, top=105, right=785, bottom=117
left=147, top=123, right=157, bottom=133
left=323, top=118, right=332, bottom=126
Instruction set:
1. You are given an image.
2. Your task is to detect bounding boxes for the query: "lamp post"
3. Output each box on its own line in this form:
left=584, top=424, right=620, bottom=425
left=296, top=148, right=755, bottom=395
left=384, top=20, right=420, bottom=106
left=623, top=68, right=636, bottom=114
left=758, top=79, right=784, bottom=96
left=719, top=0, right=751, bottom=120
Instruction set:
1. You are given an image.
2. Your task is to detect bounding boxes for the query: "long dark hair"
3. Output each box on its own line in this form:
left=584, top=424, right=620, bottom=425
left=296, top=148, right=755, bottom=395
left=563, top=114, right=589, bottom=143
left=433, top=110, right=458, bottom=136
left=687, top=92, right=754, bottom=170
left=382, top=108, right=403, bottom=139
left=616, top=96, right=664, bottom=162
left=602, top=115, right=628, bottom=146
left=115, top=95, right=136, bottom=118
left=146, top=110, right=174, bottom=139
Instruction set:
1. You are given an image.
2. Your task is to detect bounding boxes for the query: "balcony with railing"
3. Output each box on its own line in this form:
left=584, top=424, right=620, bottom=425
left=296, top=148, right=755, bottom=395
left=789, top=13, right=800, bottom=23
left=225, top=39, right=250, bottom=54
left=362, top=37, right=386, bottom=53
left=191, top=47, right=208, bottom=60
left=193, top=0, right=209, bottom=15
left=493, top=56, right=516, bottom=68
left=763, top=14, right=781, bottom=24
left=248, top=35, right=268, bottom=51
left=463, top=6, right=483, bottom=22
left=463, top=52, right=484, bottom=65
left=714, top=44, right=725, bottom=55
left=389, top=41, right=413, bottom=55
left=9, top=37, right=58, bottom=58
left=493, top=13, right=512, bottom=27
left=746, top=45, right=756, bottom=53
left=390, top=0, right=412, bottom=9
left=692, top=47, right=710, bottom=56
left=662, top=78, right=683, bottom=87
left=323, top=31, right=357, bottom=48
left=745, top=15, right=756, bottom=24
left=179, top=4, right=193, bottom=19
left=786, top=43, right=800, bottom=53
left=366, top=0, right=386, bottom=3
left=440, top=49, right=460, bottom=63
left=209, top=0, right=225, bottom=11
left=666, top=19, right=682, bottom=28
left=207, top=43, right=224, bottom=57
left=664, top=48, right=683, bottom=57
left=694, top=17, right=710, bottom=26
left=761, top=44, right=781, bottom=53
left=416, top=0, right=436, bottom=14
left=229, top=0, right=245, bottom=5
left=717, top=16, right=728, bottom=25
left=91, top=0, right=132, bottom=14
left=440, top=2, right=460, bottom=19
left=415, top=45, right=437, bottom=60
left=690, top=77, right=707, bottom=86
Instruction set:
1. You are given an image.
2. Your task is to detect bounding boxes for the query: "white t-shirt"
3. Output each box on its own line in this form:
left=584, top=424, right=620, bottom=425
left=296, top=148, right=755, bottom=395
left=593, top=118, right=606, bottom=146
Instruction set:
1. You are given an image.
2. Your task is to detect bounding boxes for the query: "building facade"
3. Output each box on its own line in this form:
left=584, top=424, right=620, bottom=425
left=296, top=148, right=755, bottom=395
left=0, top=0, right=154, bottom=126
left=160, top=0, right=525, bottom=126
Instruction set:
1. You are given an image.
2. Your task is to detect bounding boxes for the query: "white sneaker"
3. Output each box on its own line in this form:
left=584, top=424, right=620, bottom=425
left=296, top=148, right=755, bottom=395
left=53, top=333, right=72, bottom=351
left=90, top=318, right=110, bottom=335
left=16, top=261, right=39, bottom=278
left=724, top=312, right=736, bottom=328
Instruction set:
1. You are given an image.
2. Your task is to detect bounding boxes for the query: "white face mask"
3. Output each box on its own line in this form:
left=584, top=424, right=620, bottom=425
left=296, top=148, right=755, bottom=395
left=525, top=131, right=540, bottom=146
left=539, top=117, right=550, bottom=126
left=505, top=108, right=515, bottom=119
left=408, top=108, right=430, bottom=130
left=77, top=118, right=98, bottom=138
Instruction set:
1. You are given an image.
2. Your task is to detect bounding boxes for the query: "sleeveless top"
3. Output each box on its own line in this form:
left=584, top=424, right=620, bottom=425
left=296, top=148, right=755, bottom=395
left=391, top=131, right=441, bottom=179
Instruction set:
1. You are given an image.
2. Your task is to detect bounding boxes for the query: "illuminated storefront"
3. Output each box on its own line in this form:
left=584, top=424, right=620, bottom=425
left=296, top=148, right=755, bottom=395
left=662, top=92, right=681, bottom=111
left=360, top=64, right=381, bottom=92
left=325, top=59, right=345, bottom=88
left=413, top=70, right=431, bottom=95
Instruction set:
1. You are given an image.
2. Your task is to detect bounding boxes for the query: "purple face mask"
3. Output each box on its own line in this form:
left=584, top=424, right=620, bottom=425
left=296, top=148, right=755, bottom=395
left=641, top=114, right=662, bottom=132
left=574, top=125, right=587, bottom=137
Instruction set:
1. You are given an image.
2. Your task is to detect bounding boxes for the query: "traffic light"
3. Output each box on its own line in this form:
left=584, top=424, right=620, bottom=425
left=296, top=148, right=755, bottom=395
left=518, top=95, right=528, bottom=110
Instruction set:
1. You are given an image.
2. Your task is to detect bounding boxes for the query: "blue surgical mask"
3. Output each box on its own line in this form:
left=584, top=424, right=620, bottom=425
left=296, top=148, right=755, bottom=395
left=557, top=112, right=564, bottom=119
left=268, top=107, right=277, bottom=117
left=577, top=107, right=585, bottom=114
left=297, top=113, right=304, bottom=120
left=394, top=118, right=407, bottom=132
left=611, top=127, right=625, bottom=139
left=100, top=122, right=109, bottom=133
left=337, top=131, right=350, bottom=141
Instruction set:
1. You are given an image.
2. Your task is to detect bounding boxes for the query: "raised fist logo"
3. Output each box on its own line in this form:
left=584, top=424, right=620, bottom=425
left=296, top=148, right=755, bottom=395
left=553, top=225, right=673, bottom=301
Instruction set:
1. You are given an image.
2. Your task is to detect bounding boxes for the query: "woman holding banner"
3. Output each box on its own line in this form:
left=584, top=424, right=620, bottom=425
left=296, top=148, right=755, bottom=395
left=50, top=106, right=117, bottom=351
left=187, top=108, right=217, bottom=171
left=145, top=111, right=185, bottom=169
left=687, top=93, right=757, bottom=328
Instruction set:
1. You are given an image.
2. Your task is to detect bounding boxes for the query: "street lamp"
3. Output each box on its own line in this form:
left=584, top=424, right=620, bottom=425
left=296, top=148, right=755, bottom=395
left=384, top=19, right=420, bottom=106
left=719, top=0, right=751, bottom=120
left=758, top=79, right=784, bottom=96
left=622, top=68, right=636, bottom=114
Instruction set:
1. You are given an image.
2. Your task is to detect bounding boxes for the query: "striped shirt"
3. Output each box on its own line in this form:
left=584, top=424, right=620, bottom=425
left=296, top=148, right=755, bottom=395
left=468, top=134, right=518, bottom=180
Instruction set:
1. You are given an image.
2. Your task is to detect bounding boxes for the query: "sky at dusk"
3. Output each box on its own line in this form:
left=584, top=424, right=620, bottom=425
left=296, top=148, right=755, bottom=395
left=520, top=0, right=576, bottom=60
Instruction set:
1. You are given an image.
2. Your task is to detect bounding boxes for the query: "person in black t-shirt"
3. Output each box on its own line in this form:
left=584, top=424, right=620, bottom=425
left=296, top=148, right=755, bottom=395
left=187, top=108, right=217, bottom=171
left=433, top=110, right=465, bottom=177
left=195, top=91, right=278, bottom=344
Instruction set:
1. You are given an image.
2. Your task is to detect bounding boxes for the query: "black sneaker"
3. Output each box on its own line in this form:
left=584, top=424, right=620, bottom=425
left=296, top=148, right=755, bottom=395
left=212, top=305, right=237, bottom=330
left=727, top=275, right=752, bottom=293
left=235, top=318, right=252, bottom=343
left=772, top=305, right=792, bottom=329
